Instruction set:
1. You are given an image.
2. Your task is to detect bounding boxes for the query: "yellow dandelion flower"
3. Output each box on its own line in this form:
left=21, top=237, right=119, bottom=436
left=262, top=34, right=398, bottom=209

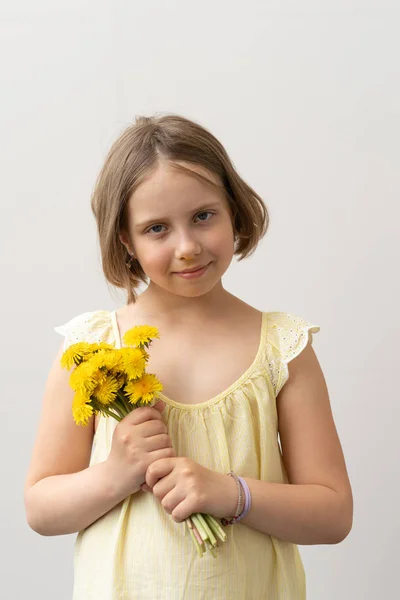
left=93, top=376, right=120, bottom=405
left=113, top=371, right=127, bottom=388
left=124, top=373, right=163, bottom=405
left=61, top=342, right=94, bottom=370
left=88, top=349, right=113, bottom=371
left=119, top=347, right=146, bottom=380
left=123, top=325, right=160, bottom=348
left=69, top=359, right=104, bottom=394
left=83, top=350, right=123, bottom=382
left=61, top=342, right=114, bottom=370
left=96, top=342, right=115, bottom=351
left=72, top=392, right=94, bottom=426
left=97, top=349, right=123, bottom=373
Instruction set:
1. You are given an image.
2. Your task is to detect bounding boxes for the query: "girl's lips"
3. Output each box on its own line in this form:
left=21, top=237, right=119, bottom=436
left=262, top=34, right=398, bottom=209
left=174, top=263, right=211, bottom=279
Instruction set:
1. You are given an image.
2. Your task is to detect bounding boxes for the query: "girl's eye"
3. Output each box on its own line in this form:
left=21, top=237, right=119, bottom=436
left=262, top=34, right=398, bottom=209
left=146, top=224, right=166, bottom=235
left=195, top=211, right=213, bottom=222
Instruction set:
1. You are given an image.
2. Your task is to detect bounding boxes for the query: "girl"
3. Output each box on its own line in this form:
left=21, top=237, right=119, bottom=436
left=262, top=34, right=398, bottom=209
left=24, top=114, right=353, bottom=599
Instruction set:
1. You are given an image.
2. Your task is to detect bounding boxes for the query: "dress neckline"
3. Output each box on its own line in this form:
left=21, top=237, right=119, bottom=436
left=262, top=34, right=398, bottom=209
left=110, top=309, right=268, bottom=411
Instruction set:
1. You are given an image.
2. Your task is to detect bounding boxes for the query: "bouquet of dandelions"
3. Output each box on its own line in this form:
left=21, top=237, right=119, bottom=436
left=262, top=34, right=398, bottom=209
left=60, top=324, right=226, bottom=558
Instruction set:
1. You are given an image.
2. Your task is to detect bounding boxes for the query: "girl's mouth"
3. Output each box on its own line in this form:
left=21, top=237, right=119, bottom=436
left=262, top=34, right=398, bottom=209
left=174, top=263, right=211, bottom=279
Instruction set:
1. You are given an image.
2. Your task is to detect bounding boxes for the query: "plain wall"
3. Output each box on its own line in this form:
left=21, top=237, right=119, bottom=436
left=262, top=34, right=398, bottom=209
left=2, top=1, right=399, bottom=598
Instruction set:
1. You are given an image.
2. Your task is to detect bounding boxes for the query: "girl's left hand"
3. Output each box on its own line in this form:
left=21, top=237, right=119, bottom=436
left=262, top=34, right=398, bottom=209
left=142, top=457, right=237, bottom=523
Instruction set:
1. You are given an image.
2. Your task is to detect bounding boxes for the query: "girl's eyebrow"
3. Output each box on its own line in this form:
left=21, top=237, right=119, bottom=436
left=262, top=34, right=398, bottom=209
left=134, top=202, right=222, bottom=229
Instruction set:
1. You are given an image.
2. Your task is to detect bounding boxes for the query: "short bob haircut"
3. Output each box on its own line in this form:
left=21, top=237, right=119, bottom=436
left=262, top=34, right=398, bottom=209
left=91, top=114, right=269, bottom=304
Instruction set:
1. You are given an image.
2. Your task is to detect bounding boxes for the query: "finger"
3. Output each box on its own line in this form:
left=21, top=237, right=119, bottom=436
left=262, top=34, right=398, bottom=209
left=145, top=433, right=173, bottom=453
left=137, top=419, right=167, bottom=438
left=140, top=483, right=152, bottom=493
left=171, top=498, right=193, bottom=523
left=126, top=406, right=164, bottom=426
left=152, top=473, right=175, bottom=499
left=160, top=487, right=186, bottom=516
left=146, top=457, right=176, bottom=488
left=153, top=400, right=165, bottom=412
left=147, top=446, right=175, bottom=466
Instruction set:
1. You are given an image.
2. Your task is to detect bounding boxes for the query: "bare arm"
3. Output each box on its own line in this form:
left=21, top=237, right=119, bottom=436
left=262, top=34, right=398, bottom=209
left=25, top=462, right=128, bottom=536
left=240, top=343, right=353, bottom=544
left=24, top=343, right=122, bottom=535
left=24, top=343, right=174, bottom=536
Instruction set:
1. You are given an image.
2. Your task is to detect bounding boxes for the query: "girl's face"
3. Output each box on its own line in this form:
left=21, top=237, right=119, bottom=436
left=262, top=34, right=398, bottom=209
left=121, top=160, right=235, bottom=298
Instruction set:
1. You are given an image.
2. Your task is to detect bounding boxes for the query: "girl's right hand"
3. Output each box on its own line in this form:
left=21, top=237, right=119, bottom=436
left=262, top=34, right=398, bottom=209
left=105, top=401, right=175, bottom=498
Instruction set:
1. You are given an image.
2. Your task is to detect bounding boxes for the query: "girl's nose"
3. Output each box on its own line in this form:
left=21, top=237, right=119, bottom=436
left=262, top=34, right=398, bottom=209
left=174, top=231, right=202, bottom=260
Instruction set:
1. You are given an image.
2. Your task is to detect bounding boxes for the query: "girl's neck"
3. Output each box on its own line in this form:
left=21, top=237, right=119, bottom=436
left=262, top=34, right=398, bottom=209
left=128, top=281, right=238, bottom=327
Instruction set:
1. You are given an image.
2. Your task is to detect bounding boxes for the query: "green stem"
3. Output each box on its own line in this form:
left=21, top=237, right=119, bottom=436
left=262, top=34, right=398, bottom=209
left=206, top=515, right=227, bottom=543
left=116, top=391, right=132, bottom=414
left=113, top=391, right=132, bottom=417
left=205, top=539, right=217, bottom=558
left=196, top=513, right=217, bottom=547
left=186, top=521, right=204, bottom=557
left=113, top=398, right=129, bottom=417
left=108, top=401, right=126, bottom=420
left=92, top=400, right=123, bottom=422
left=191, top=514, right=208, bottom=542
left=109, top=407, right=125, bottom=421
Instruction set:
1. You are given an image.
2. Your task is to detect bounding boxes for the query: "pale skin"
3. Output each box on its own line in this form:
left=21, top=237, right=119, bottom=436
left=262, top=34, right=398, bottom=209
left=25, top=158, right=353, bottom=545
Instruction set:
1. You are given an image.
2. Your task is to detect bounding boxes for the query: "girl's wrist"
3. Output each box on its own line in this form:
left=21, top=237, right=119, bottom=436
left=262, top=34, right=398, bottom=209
left=103, top=457, right=140, bottom=501
left=219, top=473, right=239, bottom=519
left=221, top=472, right=252, bottom=526
left=205, top=472, right=238, bottom=518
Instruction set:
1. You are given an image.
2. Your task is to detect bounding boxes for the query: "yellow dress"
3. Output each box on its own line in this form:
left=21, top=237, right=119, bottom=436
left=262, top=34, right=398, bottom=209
left=55, top=309, right=319, bottom=600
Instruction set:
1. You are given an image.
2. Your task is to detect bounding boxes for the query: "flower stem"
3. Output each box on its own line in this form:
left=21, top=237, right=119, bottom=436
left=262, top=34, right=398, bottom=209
left=92, top=400, right=124, bottom=422
left=116, top=391, right=132, bottom=414
left=191, top=514, right=208, bottom=542
left=112, top=392, right=132, bottom=417
left=187, top=517, right=204, bottom=547
left=196, top=513, right=217, bottom=547
left=206, top=539, right=217, bottom=558
left=205, top=515, right=227, bottom=543
left=109, top=407, right=124, bottom=420
left=186, top=520, right=204, bottom=557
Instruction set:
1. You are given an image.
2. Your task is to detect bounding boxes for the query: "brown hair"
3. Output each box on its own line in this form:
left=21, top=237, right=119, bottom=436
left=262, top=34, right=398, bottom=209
left=91, top=113, right=269, bottom=304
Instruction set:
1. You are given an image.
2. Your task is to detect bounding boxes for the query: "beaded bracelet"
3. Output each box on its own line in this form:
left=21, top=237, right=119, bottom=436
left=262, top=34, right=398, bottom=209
left=221, top=472, right=252, bottom=526
left=222, top=471, right=243, bottom=523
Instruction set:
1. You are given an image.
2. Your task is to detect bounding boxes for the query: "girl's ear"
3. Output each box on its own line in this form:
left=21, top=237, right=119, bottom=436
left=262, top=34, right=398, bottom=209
left=119, top=230, right=132, bottom=255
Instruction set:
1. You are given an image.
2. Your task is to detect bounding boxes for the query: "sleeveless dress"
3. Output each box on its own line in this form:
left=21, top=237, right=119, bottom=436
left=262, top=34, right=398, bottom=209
left=55, top=309, right=319, bottom=600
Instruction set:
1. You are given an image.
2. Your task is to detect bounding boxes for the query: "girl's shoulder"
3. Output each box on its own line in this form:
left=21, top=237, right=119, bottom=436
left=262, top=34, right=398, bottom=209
left=263, top=311, right=320, bottom=396
left=54, top=309, right=116, bottom=350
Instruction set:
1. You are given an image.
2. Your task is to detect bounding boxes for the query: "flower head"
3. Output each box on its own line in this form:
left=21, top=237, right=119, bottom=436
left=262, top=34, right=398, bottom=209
left=123, top=325, right=160, bottom=349
left=95, top=348, right=123, bottom=373
left=69, top=360, right=102, bottom=395
left=93, top=375, right=121, bottom=405
left=124, top=373, right=163, bottom=405
left=119, top=347, right=146, bottom=380
left=88, top=349, right=122, bottom=374
left=72, top=392, right=94, bottom=426
left=61, top=342, right=114, bottom=370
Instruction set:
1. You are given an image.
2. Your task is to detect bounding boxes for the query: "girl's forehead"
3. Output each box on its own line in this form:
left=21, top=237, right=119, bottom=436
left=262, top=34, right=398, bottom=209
left=137, top=160, right=220, bottom=193
left=128, top=161, right=225, bottom=217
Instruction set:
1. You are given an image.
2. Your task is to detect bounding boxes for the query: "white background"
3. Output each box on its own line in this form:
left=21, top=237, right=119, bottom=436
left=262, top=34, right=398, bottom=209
left=2, top=1, right=399, bottom=598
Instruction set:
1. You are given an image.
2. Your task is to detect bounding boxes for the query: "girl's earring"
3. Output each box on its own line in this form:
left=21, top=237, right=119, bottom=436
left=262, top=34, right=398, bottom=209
left=125, top=253, right=135, bottom=269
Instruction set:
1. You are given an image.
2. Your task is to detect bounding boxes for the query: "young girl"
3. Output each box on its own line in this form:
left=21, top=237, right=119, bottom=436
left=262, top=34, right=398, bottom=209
left=25, top=114, right=353, bottom=599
